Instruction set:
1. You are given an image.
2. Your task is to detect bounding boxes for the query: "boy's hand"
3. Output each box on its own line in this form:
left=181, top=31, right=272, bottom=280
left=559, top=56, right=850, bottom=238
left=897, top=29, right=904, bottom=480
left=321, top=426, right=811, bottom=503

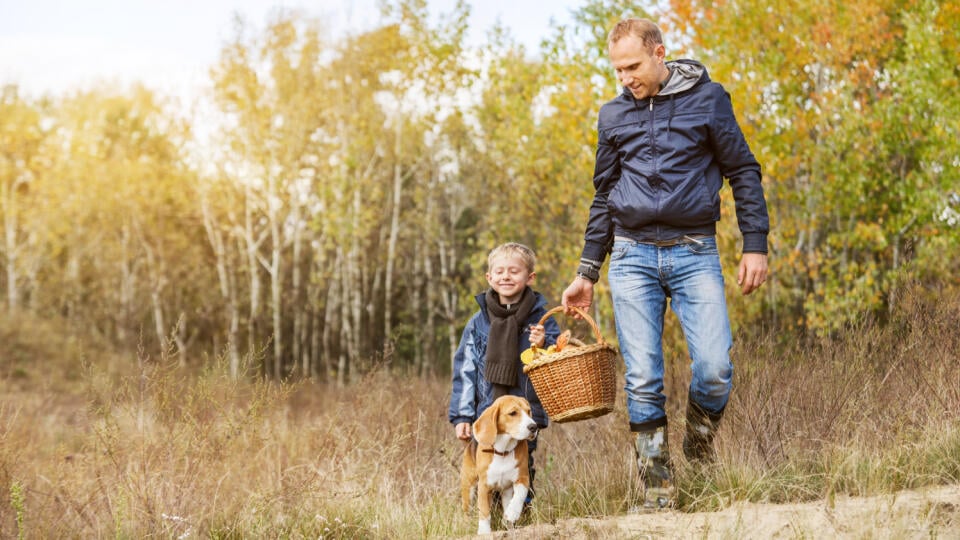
left=528, top=324, right=546, bottom=348
left=455, top=422, right=472, bottom=441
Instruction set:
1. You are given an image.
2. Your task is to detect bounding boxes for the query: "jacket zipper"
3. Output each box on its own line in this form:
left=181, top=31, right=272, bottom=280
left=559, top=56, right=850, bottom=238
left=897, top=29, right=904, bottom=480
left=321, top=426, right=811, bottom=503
left=649, top=97, right=662, bottom=239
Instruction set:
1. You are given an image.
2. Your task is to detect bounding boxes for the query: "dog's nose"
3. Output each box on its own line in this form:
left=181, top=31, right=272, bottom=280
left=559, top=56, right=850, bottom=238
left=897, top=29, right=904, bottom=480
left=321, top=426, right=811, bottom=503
left=527, top=423, right=539, bottom=436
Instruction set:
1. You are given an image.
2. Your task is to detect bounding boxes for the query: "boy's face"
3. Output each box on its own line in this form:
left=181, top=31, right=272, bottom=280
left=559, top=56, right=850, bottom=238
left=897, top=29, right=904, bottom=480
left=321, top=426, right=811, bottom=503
left=486, top=254, right=535, bottom=305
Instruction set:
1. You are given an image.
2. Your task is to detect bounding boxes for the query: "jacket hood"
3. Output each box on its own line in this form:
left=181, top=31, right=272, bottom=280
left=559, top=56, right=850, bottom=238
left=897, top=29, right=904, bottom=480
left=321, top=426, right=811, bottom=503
left=620, top=59, right=708, bottom=99
left=660, top=59, right=707, bottom=96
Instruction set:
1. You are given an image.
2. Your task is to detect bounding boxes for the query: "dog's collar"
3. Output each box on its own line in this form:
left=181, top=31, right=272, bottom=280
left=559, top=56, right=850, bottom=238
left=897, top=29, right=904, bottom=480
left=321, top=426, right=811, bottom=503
left=481, top=448, right=510, bottom=457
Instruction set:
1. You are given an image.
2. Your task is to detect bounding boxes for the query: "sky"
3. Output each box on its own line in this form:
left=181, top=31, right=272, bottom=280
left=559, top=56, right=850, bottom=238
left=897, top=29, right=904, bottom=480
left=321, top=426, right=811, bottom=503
left=0, top=0, right=583, bottom=101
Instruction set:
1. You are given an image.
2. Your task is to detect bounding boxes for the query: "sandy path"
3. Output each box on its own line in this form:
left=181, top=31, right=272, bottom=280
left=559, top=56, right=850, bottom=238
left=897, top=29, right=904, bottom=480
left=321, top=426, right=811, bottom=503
left=464, top=484, right=960, bottom=539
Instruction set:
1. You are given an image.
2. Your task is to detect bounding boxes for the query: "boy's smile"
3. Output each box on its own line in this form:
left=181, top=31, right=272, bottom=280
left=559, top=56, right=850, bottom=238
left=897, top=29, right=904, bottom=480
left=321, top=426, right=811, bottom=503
left=486, top=254, right=536, bottom=305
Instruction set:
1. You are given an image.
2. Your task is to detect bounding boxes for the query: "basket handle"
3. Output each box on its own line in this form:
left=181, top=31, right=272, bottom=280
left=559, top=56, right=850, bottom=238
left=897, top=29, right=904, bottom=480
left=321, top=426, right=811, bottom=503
left=537, top=306, right=606, bottom=346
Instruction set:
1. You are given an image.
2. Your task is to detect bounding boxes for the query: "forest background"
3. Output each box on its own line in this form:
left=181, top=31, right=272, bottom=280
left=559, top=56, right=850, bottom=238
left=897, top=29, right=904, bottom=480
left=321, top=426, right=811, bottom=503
left=2, top=0, right=959, bottom=383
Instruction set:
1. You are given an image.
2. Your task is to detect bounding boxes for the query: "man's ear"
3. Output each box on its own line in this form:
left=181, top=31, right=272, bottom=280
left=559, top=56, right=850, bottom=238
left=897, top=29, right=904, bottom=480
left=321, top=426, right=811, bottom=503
left=473, top=401, right=499, bottom=446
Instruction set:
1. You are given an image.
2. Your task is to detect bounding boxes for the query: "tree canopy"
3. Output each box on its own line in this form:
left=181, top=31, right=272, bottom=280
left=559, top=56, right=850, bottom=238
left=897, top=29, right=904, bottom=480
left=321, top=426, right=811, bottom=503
left=2, top=0, right=958, bottom=380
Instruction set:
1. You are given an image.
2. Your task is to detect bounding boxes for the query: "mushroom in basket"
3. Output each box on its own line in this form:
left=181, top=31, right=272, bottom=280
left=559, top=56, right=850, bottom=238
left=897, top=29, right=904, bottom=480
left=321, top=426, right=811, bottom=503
left=521, top=330, right=574, bottom=365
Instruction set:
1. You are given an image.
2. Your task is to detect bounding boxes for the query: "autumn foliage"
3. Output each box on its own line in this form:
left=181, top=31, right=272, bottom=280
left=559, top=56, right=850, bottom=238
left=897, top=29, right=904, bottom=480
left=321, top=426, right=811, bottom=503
left=2, top=0, right=959, bottom=380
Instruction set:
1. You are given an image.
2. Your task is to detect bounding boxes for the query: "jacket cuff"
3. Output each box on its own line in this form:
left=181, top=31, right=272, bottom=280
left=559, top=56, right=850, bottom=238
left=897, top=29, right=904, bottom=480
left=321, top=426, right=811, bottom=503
left=451, top=416, right=473, bottom=426
left=577, top=261, right=600, bottom=283
left=580, top=241, right=608, bottom=265
left=742, top=232, right=768, bottom=254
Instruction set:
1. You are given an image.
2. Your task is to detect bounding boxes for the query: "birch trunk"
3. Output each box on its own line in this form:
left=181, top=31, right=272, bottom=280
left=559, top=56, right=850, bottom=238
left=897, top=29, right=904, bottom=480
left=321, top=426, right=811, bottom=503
left=117, top=224, right=136, bottom=344
left=241, top=183, right=263, bottom=374
left=322, top=267, right=338, bottom=383
left=290, top=198, right=304, bottom=377
left=1, top=180, right=20, bottom=312
left=310, top=231, right=329, bottom=380
left=438, top=237, right=459, bottom=372
left=384, top=118, right=402, bottom=342
left=200, top=189, right=241, bottom=377
left=349, top=189, right=363, bottom=370
left=338, top=245, right=353, bottom=386
left=268, top=212, right=283, bottom=379
left=411, top=243, right=425, bottom=373
left=140, top=236, right=167, bottom=357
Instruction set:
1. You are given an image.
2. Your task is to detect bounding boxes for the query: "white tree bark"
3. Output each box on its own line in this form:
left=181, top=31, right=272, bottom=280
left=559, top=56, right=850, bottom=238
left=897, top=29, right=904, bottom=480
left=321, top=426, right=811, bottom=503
left=200, top=186, right=241, bottom=377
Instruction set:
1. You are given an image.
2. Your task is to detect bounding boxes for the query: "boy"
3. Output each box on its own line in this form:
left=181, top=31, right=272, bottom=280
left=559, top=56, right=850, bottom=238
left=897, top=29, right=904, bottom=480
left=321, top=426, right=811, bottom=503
left=449, top=242, right=560, bottom=505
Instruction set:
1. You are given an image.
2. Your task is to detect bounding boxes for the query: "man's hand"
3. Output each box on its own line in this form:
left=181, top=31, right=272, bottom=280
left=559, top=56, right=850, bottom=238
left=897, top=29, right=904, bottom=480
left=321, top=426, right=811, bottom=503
left=737, top=252, right=768, bottom=295
left=562, top=276, right=595, bottom=317
left=455, top=422, right=472, bottom=441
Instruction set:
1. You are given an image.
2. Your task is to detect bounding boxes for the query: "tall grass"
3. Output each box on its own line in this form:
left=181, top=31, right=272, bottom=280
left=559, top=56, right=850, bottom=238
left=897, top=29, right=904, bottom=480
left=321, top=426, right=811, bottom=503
left=1, top=285, right=958, bottom=537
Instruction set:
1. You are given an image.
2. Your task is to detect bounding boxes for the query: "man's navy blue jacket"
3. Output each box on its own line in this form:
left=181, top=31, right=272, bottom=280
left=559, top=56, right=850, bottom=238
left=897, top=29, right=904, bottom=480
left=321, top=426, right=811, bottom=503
left=580, top=59, right=769, bottom=264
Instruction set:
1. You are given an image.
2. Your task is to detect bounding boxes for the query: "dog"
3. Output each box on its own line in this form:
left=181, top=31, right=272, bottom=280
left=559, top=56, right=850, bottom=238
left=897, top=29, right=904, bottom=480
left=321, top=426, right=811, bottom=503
left=460, top=395, right=539, bottom=534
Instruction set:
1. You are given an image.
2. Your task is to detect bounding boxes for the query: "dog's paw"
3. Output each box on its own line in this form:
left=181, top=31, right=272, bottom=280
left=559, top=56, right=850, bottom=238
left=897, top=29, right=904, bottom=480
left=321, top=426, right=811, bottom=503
left=503, top=501, right=523, bottom=523
left=503, top=486, right=527, bottom=523
left=477, top=518, right=491, bottom=535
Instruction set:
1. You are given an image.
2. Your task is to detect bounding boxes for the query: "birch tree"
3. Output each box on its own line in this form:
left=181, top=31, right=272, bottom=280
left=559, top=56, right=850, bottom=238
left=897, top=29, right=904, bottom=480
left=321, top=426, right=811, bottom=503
left=211, top=13, right=332, bottom=378
left=0, top=87, right=49, bottom=313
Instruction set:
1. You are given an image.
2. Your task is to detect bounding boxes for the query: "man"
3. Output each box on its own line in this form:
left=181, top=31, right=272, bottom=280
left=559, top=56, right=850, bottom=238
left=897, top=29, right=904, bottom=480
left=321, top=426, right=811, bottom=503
left=562, top=18, right=769, bottom=510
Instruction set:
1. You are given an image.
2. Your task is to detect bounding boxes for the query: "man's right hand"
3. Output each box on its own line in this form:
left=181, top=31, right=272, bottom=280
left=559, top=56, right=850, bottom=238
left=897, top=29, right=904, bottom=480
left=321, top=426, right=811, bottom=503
left=562, top=276, right=595, bottom=317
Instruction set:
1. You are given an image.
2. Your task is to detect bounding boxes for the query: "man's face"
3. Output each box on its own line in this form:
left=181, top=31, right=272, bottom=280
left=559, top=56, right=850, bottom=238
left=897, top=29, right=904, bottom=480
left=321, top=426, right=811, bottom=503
left=609, top=35, right=666, bottom=100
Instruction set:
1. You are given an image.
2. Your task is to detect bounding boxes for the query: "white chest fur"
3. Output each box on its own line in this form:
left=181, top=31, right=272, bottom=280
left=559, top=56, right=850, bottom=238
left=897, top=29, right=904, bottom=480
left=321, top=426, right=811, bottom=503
left=483, top=451, right=520, bottom=488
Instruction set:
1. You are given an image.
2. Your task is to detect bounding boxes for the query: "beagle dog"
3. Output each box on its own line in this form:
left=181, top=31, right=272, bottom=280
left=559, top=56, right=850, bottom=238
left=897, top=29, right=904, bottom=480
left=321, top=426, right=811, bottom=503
left=460, top=395, right=539, bottom=534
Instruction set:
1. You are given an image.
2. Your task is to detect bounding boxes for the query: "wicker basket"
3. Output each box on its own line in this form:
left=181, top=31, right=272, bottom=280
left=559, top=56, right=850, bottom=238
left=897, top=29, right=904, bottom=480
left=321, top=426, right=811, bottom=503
left=523, top=306, right=618, bottom=423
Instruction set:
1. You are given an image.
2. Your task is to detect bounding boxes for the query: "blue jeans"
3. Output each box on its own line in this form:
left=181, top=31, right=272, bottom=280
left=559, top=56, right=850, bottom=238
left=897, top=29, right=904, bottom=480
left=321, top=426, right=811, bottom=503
left=608, top=236, right=733, bottom=430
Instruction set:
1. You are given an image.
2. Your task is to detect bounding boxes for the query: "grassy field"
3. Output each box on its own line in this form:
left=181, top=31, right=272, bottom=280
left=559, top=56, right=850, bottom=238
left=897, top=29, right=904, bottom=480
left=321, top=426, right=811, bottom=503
left=1, top=287, right=959, bottom=538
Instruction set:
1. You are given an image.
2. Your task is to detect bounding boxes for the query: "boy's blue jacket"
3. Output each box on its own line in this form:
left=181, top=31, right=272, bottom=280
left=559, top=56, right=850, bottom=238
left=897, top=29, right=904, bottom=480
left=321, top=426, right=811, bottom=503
left=581, top=59, right=769, bottom=263
left=448, top=290, right=561, bottom=428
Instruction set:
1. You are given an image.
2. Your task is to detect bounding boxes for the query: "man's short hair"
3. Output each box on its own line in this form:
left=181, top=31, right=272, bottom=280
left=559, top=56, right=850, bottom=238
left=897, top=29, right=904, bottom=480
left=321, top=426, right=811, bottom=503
left=487, top=243, right=537, bottom=273
left=607, top=18, right=663, bottom=51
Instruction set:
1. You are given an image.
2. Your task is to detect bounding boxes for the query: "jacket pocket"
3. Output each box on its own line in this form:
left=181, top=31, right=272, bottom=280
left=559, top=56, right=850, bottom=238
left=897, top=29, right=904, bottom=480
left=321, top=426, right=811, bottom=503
left=607, top=172, right=657, bottom=229
left=660, top=171, right=716, bottom=226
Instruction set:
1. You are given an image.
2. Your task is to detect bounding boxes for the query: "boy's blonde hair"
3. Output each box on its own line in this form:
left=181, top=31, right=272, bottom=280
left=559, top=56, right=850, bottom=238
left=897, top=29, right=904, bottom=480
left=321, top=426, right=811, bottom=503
left=487, top=242, right=537, bottom=273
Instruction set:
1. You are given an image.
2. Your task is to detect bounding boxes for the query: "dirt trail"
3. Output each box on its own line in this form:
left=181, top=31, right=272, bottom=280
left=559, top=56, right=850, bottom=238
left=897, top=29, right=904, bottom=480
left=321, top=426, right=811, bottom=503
left=464, top=484, right=960, bottom=539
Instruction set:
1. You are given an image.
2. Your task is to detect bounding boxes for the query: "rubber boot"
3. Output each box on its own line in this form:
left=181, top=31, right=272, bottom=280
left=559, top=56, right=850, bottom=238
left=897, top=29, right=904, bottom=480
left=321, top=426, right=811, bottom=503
left=682, top=400, right=723, bottom=463
left=635, top=425, right=675, bottom=510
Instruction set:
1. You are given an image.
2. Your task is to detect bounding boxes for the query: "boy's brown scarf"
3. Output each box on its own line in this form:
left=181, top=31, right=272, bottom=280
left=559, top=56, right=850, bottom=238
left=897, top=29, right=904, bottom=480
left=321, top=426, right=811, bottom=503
left=484, top=287, right=535, bottom=390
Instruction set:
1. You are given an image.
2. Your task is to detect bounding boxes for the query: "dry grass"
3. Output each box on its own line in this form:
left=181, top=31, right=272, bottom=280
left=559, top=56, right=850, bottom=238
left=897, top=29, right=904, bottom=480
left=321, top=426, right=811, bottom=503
left=1, top=286, right=959, bottom=538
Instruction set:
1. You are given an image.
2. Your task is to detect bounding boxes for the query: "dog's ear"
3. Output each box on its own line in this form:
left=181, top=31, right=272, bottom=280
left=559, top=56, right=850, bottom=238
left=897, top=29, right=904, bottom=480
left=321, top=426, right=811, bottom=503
left=473, top=400, right=499, bottom=446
